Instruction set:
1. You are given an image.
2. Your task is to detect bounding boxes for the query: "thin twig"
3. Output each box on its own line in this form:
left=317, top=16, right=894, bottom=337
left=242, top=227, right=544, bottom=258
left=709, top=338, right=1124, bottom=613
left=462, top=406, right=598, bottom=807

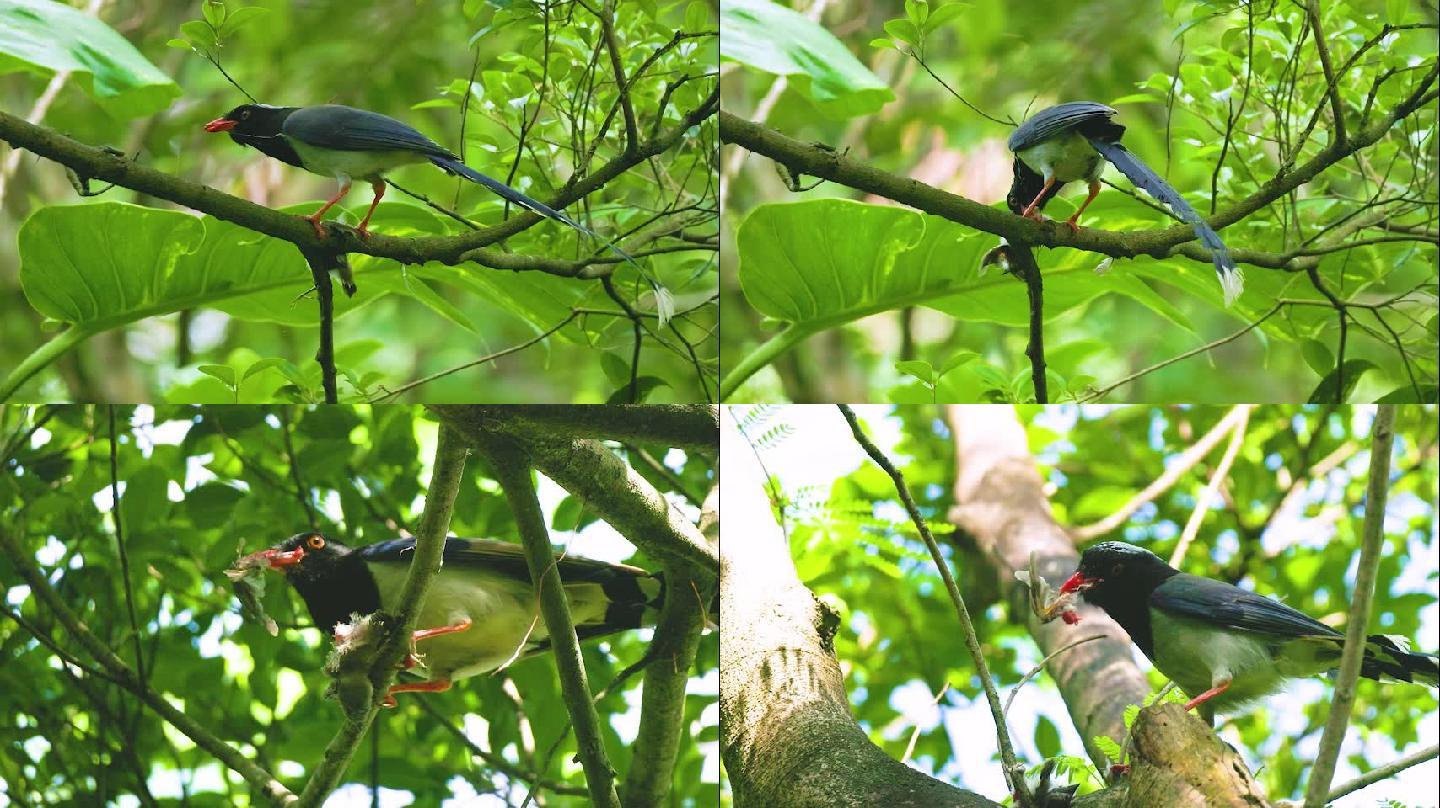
left=107, top=406, right=146, bottom=686
left=838, top=405, right=1025, bottom=798
left=1301, top=405, right=1396, bottom=807
left=1170, top=405, right=1250, bottom=566
left=1325, top=742, right=1438, bottom=803
left=1072, top=406, right=1251, bottom=541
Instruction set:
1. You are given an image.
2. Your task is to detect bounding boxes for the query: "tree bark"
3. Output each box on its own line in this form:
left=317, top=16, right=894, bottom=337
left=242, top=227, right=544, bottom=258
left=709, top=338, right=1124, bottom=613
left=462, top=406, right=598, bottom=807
left=947, top=405, right=1147, bottom=769
left=720, top=414, right=1000, bottom=808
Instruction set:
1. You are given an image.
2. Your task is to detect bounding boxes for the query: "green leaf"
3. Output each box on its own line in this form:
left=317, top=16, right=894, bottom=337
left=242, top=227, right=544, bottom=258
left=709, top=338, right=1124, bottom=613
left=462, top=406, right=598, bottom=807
left=720, top=0, right=893, bottom=117
left=1307, top=359, right=1377, bottom=403
left=895, top=360, right=935, bottom=384
left=1034, top=715, right=1061, bottom=758
left=1301, top=339, right=1334, bottom=376
left=883, top=19, right=920, bottom=46
left=938, top=351, right=979, bottom=376
left=201, top=0, right=225, bottom=28
left=1376, top=384, right=1437, bottom=403
left=921, top=3, right=967, bottom=34
left=737, top=199, right=978, bottom=326
left=215, top=5, right=268, bottom=39
left=606, top=376, right=668, bottom=403
left=0, top=0, right=181, bottom=118
left=600, top=352, right=631, bottom=388
left=904, top=0, right=928, bottom=26
left=197, top=364, right=236, bottom=388
left=241, top=357, right=287, bottom=383
left=1093, top=734, right=1123, bottom=762
left=178, top=19, right=218, bottom=50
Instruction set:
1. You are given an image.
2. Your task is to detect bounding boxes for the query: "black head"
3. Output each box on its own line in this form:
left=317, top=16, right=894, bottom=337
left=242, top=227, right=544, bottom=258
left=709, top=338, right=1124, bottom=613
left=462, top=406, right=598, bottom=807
left=237, top=532, right=379, bottom=632
left=204, top=104, right=304, bottom=168
left=1059, top=542, right=1180, bottom=656
left=1061, top=542, right=1179, bottom=599
left=203, top=104, right=295, bottom=137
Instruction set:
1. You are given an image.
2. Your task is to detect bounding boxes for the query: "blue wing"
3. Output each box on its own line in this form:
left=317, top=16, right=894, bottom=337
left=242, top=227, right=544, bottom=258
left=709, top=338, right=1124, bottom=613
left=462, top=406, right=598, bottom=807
left=1152, top=573, right=1341, bottom=639
left=283, top=104, right=455, bottom=158
left=1008, top=102, right=1118, bottom=152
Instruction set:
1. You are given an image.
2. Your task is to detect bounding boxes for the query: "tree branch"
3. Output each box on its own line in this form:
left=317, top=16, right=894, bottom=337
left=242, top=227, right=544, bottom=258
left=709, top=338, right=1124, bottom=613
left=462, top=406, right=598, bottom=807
left=294, top=425, right=469, bottom=806
left=428, top=406, right=718, bottom=581
left=470, top=432, right=621, bottom=808
left=838, top=405, right=1025, bottom=795
left=1301, top=405, right=1397, bottom=807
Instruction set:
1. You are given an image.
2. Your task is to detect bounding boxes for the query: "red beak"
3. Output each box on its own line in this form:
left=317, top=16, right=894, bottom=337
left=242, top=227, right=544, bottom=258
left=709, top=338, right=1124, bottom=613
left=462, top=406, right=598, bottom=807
left=1059, top=571, right=1099, bottom=595
left=204, top=118, right=237, bottom=133
left=238, top=547, right=306, bottom=569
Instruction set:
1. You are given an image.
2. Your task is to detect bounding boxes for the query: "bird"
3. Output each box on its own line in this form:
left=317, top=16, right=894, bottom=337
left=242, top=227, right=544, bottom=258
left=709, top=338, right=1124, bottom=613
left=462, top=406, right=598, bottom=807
left=1003, top=102, right=1244, bottom=306
left=234, top=531, right=662, bottom=702
left=1058, top=541, right=1438, bottom=723
left=202, top=103, right=665, bottom=305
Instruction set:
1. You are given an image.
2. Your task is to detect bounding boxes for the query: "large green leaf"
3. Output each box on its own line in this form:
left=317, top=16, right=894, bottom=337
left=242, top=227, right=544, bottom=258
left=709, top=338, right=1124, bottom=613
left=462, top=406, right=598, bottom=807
left=720, top=0, right=893, bottom=117
left=0, top=0, right=179, bottom=118
left=17, top=202, right=381, bottom=329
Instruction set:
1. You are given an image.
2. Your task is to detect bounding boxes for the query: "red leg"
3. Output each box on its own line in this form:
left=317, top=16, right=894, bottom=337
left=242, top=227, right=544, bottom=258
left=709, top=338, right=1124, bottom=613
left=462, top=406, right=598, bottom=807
left=1019, top=176, right=1057, bottom=220
left=382, top=678, right=452, bottom=707
left=413, top=618, right=472, bottom=643
left=305, top=181, right=352, bottom=238
left=1183, top=679, right=1231, bottom=712
left=356, top=180, right=386, bottom=238
left=1064, top=180, right=1102, bottom=233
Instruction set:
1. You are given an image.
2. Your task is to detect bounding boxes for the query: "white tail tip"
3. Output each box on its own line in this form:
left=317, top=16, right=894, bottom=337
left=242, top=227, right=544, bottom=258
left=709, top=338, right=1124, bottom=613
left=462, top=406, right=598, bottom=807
left=1220, top=266, right=1245, bottom=307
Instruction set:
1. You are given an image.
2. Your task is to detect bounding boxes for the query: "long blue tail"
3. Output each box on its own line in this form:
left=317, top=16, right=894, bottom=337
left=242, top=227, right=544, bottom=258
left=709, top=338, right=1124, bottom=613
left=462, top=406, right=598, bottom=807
left=1085, top=138, right=1243, bottom=306
left=429, top=156, right=657, bottom=293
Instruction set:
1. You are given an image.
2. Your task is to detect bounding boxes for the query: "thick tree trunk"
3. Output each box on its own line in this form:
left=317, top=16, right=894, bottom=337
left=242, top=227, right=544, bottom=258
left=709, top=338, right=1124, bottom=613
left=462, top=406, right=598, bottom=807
left=947, top=404, right=1147, bottom=768
left=720, top=414, right=1000, bottom=808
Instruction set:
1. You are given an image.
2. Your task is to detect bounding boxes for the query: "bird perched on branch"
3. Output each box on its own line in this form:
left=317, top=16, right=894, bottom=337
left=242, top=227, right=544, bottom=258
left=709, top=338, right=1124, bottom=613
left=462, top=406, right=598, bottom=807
left=1002, top=102, right=1243, bottom=306
left=1059, top=542, right=1438, bottom=723
left=204, top=103, right=667, bottom=312
left=232, top=532, right=662, bottom=703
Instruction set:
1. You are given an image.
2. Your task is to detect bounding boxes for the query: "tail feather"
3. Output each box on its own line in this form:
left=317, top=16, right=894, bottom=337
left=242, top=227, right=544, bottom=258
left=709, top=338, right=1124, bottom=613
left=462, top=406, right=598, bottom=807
left=1361, top=634, right=1440, bottom=686
left=1085, top=137, right=1244, bottom=307
left=429, top=156, right=667, bottom=316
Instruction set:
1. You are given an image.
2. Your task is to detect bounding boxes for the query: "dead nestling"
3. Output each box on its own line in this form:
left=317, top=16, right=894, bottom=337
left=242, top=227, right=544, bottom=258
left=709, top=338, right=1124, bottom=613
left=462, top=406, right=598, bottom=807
left=1014, top=553, right=1081, bottom=625
left=225, top=543, right=278, bottom=637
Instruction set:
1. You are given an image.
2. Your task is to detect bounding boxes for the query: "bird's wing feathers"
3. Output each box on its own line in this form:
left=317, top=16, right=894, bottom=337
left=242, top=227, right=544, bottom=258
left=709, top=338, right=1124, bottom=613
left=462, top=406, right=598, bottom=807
left=1152, top=573, right=1341, bottom=640
left=358, top=537, right=649, bottom=584
left=1008, top=102, right=1118, bottom=152
left=283, top=105, right=454, bottom=159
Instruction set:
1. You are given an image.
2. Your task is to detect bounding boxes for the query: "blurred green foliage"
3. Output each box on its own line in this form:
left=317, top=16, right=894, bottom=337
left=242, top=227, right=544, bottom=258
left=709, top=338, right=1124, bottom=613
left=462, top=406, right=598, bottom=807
left=0, top=404, right=718, bottom=805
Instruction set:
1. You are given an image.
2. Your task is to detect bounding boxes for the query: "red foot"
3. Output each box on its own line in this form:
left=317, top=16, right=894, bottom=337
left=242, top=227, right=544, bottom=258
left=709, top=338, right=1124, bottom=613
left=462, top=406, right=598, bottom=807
left=306, top=216, right=327, bottom=239
left=383, top=678, right=453, bottom=706
left=1183, top=679, right=1231, bottom=712
left=413, top=618, right=472, bottom=643
left=1064, top=216, right=1082, bottom=234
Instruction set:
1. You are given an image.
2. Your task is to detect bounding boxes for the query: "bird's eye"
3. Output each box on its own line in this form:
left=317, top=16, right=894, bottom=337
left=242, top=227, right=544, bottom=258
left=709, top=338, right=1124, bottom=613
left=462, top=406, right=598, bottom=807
left=240, top=110, right=250, bottom=120
left=306, top=535, right=325, bottom=550
left=1110, top=563, right=1124, bottom=575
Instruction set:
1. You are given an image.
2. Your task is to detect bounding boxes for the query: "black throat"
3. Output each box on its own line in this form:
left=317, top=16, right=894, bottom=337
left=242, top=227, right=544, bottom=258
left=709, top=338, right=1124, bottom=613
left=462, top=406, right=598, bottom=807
left=1080, top=567, right=1179, bottom=659
left=286, top=553, right=381, bottom=633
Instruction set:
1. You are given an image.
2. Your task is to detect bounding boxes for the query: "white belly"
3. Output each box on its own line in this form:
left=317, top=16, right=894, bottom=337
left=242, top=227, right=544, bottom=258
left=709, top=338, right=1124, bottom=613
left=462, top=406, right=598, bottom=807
left=372, top=567, right=613, bottom=682
left=287, top=139, right=427, bottom=182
